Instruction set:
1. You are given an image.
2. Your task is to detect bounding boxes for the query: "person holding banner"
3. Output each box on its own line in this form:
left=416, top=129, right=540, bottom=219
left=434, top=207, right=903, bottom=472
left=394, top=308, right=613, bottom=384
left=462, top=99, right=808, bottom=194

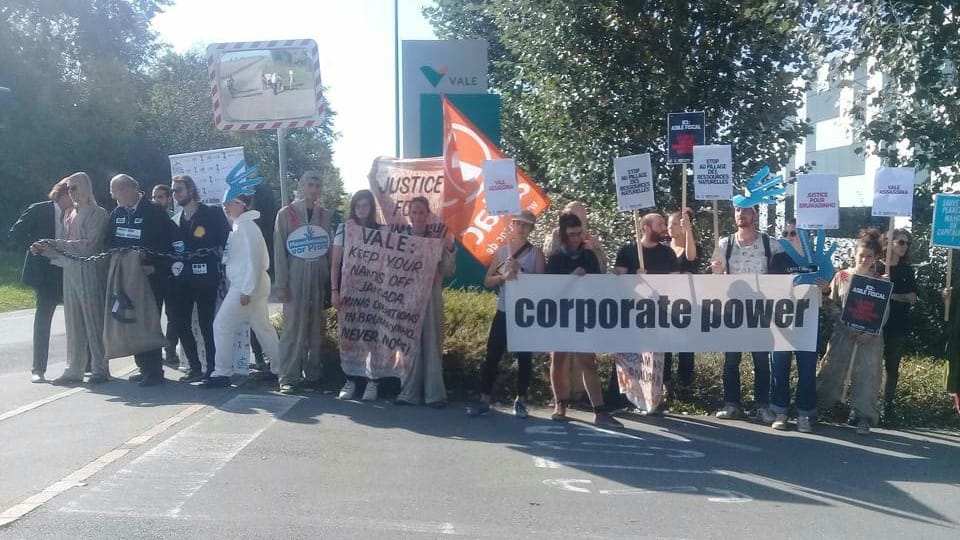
left=273, top=171, right=331, bottom=395
left=816, top=230, right=887, bottom=435
left=710, top=204, right=783, bottom=423
left=204, top=184, right=280, bottom=388
left=394, top=197, right=456, bottom=407
left=664, top=208, right=701, bottom=396
left=879, top=228, right=917, bottom=421
left=546, top=213, right=622, bottom=428
left=331, top=189, right=383, bottom=401
left=545, top=201, right=607, bottom=271
left=466, top=210, right=545, bottom=418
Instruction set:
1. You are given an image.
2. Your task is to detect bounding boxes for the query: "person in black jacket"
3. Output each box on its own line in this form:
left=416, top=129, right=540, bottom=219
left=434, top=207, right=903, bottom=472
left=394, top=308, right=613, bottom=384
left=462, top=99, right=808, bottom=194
left=169, top=175, right=230, bottom=382
left=545, top=213, right=622, bottom=429
left=8, top=179, right=71, bottom=382
left=107, top=174, right=179, bottom=386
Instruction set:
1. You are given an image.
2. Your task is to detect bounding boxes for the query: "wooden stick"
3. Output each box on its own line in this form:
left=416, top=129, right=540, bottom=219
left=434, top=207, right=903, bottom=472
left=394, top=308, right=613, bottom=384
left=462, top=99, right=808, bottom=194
left=947, top=249, right=954, bottom=322
left=886, top=217, right=897, bottom=271
left=712, top=200, right=720, bottom=252
left=634, top=210, right=645, bottom=272
left=681, top=165, right=688, bottom=220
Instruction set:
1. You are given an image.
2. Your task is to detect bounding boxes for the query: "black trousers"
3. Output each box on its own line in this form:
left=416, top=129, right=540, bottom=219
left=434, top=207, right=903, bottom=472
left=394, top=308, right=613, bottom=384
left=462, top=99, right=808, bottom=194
left=170, top=279, right=219, bottom=375
left=31, top=288, right=59, bottom=375
left=480, top=310, right=532, bottom=397
left=134, top=275, right=166, bottom=379
left=663, top=352, right=695, bottom=387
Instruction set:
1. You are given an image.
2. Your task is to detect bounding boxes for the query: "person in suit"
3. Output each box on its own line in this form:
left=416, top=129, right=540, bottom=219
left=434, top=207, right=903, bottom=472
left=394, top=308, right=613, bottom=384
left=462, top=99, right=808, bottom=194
left=9, top=179, right=71, bottom=382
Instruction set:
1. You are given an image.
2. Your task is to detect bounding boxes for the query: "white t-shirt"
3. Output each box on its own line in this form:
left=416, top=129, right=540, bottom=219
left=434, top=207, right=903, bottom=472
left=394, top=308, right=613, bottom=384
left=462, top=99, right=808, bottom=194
left=494, top=243, right=543, bottom=312
left=717, top=233, right=783, bottom=274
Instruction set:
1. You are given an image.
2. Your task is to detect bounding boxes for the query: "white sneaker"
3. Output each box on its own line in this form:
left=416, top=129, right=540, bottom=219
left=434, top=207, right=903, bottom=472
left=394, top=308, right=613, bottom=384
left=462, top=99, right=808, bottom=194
left=771, top=413, right=789, bottom=430
left=361, top=381, right=378, bottom=401
left=338, top=381, right=356, bottom=400
left=797, top=415, right=814, bottom=433
left=715, top=404, right=745, bottom=420
left=757, top=407, right=777, bottom=425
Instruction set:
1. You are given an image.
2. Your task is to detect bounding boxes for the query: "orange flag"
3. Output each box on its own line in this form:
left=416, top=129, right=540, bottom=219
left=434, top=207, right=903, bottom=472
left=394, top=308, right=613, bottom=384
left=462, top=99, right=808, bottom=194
left=441, top=96, right=550, bottom=266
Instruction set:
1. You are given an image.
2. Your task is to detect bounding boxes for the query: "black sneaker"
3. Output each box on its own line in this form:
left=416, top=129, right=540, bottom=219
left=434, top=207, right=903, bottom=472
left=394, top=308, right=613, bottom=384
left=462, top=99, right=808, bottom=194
left=594, top=412, right=624, bottom=429
left=199, top=376, right=231, bottom=389
left=138, top=375, right=165, bottom=387
left=179, top=371, right=204, bottom=383
left=129, top=373, right=144, bottom=383
left=86, top=374, right=110, bottom=384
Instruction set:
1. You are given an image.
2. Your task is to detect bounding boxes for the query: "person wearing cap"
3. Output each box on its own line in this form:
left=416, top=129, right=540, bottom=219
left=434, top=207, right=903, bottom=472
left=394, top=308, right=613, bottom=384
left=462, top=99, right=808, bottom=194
left=203, top=170, right=280, bottom=388
left=168, top=175, right=231, bottom=382
left=467, top=210, right=545, bottom=418
left=273, top=171, right=331, bottom=395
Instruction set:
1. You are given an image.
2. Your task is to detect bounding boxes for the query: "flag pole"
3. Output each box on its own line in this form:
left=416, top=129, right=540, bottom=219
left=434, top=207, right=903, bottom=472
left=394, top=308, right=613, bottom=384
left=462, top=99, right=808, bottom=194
left=393, top=0, right=401, bottom=157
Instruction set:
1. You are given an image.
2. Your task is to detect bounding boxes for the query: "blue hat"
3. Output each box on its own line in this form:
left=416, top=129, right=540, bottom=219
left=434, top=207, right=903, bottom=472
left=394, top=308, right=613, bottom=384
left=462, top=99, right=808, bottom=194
left=222, top=161, right=264, bottom=204
left=731, top=166, right=786, bottom=208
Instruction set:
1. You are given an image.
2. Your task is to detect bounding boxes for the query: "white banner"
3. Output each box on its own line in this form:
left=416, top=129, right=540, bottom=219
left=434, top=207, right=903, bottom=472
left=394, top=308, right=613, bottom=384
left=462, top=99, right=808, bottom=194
left=692, top=145, right=732, bottom=201
left=505, top=274, right=819, bottom=353
left=795, top=173, right=839, bottom=229
left=481, top=158, right=521, bottom=216
left=613, top=153, right=655, bottom=211
left=169, top=147, right=245, bottom=206
left=871, top=167, right=915, bottom=217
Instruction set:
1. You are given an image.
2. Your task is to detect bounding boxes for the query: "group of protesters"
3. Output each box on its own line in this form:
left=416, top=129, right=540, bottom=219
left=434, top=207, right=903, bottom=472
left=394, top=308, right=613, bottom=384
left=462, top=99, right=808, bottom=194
left=9, top=169, right=952, bottom=437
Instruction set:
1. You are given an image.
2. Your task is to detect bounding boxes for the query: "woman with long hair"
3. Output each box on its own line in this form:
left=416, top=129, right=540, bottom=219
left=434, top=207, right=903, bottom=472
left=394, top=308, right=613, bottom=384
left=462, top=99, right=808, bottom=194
left=331, top=189, right=384, bottom=401
left=880, top=228, right=917, bottom=421
left=39, top=172, right=110, bottom=384
left=816, top=229, right=887, bottom=434
left=394, top=196, right=456, bottom=407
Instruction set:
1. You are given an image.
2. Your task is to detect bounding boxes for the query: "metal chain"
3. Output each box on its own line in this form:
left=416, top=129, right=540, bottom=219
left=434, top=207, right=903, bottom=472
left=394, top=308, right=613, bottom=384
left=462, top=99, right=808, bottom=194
left=43, top=243, right=222, bottom=263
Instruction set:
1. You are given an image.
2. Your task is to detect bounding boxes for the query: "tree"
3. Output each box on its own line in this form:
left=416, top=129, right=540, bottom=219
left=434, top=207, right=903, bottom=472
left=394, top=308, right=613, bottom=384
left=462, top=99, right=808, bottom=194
left=425, top=0, right=828, bottom=251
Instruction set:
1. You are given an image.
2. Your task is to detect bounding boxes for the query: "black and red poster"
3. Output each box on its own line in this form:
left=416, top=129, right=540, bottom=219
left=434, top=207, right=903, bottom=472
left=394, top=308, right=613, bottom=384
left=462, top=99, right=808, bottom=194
left=841, top=274, right=893, bottom=335
left=667, top=111, right=706, bottom=164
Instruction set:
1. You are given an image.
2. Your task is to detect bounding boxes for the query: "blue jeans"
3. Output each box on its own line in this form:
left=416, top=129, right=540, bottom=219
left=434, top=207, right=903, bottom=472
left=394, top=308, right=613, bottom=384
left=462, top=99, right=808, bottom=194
left=771, top=350, right=818, bottom=416
left=722, top=352, right=770, bottom=407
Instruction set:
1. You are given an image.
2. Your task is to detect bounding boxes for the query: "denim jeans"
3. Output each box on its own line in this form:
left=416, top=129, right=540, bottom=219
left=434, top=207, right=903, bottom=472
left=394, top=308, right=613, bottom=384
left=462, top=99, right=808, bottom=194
left=771, top=350, right=817, bottom=416
left=722, top=352, right=770, bottom=407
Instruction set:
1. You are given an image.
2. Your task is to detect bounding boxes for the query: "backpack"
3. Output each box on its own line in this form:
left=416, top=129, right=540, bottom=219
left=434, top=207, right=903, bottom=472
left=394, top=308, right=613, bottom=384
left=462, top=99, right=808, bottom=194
left=725, top=233, right=772, bottom=273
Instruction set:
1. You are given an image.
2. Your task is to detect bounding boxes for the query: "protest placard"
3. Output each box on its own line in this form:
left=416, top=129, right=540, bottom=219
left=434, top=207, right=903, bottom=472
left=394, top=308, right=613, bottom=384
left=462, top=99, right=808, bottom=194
left=692, top=145, right=732, bottom=201
left=871, top=167, right=915, bottom=217
left=615, top=353, right=664, bottom=413
left=481, top=159, right=521, bottom=217
left=932, top=194, right=960, bottom=249
left=840, top=274, right=893, bottom=335
left=505, top=274, right=819, bottom=353
left=613, top=154, right=655, bottom=211
left=369, top=156, right=446, bottom=233
left=338, top=222, right=443, bottom=379
left=795, top=174, right=840, bottom=229
left=667, top=112, right=706, bottom=164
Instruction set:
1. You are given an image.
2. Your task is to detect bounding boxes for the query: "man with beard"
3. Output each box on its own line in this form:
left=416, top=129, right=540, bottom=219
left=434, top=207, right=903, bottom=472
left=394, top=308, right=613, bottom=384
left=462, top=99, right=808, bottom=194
left=605, top=212, right=679, bottom=412
left=710, top=204, right=783, bottom=422
left=169, top=175, right=231, bottom=382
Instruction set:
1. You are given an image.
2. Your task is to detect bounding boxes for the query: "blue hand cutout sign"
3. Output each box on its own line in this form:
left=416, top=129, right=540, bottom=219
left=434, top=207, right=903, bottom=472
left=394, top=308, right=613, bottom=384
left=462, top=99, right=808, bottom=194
left=731, top=166, right=787, bottom=208
left=222, top=161, right=264, bottom=204
left=777, top=229, right=837, bottom=285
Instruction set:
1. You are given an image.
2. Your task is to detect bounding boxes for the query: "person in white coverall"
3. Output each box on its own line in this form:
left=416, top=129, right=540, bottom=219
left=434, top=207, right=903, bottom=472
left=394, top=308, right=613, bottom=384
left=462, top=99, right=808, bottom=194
left=202, top=192, right=279, bottom=388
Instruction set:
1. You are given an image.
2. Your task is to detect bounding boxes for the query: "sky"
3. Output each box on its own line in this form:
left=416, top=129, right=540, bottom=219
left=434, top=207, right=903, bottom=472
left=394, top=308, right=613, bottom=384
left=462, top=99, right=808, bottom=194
left=151, top=0, right=437, bottom=194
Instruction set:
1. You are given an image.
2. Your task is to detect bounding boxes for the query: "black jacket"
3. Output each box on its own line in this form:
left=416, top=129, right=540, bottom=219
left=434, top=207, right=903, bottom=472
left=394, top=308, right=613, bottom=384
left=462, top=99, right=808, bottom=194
left=8, top=200, right=62, bottom=297
left=172, top=203, right=230, bottom=283
left=107, top=195, right=179, bottom=277
left=546, top=244, right=602, bottom=275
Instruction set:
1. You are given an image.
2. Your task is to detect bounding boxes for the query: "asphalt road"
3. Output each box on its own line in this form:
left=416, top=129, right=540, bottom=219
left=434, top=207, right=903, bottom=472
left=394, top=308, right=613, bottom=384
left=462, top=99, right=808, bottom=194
left=218, top=56, right=315, bottom=123
left=1, top=307, right=959, bottom=539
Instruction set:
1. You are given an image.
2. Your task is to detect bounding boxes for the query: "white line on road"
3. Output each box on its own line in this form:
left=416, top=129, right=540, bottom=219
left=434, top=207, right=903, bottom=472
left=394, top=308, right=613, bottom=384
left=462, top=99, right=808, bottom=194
left=0, top=402, right=206, bottom=528
left=0, top=365, right=137, bottom=424
left=532, top=456, right=723, bottom=475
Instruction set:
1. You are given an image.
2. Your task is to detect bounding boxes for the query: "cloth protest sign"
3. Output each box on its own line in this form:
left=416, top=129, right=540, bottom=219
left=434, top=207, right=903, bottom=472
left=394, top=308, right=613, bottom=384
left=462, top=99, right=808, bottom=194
left=871, top=167, right=915, bottom=218
left=615, top=353, right=664, bottom=413
left=103, top=250, right=168, bottom=359
left=505, top=274, right=819, bottom=353
left=932, top=194, right=960, bottom=249
left=667, top=112, right=706, bottom=164
left=369, top=156, right=446, bottom=234
left=613, top=154, right=655, bottom=211
left=692, top=145, right=732, bottom=201
left=795, top=174, right=840, bottom=229
left=441, top=96, right=550, bottom=265
left=337, top=222, right=442, bottom=379
left=840, top=274, right=893, bottom=335
left=481, top=159, right=521, bottom=216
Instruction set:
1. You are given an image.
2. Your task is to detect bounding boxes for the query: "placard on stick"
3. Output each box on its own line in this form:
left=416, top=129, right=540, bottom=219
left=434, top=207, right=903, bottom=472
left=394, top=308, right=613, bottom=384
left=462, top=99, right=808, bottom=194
left=667, top=112, right=706, bottom=164
left=933, top=194, right=960, bottom=249
left=871, top=167, right=915, bottom=217
left=481, top=158, right=521, bottom=217
left=841, top=274, right=893, bottom=335
left=795, top=174, right=839, bottom=229
left=692, top=145, right=732, bottom=201
left=613, top=153, right=655, bottom=211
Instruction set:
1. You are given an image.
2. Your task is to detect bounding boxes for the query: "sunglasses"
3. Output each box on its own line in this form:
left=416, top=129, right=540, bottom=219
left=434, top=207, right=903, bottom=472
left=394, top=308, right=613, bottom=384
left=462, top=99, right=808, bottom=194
left=785, top=231, right=797, bottom=237
left=895, top=239, right=911, bottom=247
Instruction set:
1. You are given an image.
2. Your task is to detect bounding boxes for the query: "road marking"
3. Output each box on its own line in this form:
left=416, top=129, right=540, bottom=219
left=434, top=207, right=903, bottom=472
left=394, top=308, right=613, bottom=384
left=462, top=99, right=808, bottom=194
left=532, top=440, right=705, bottom=458
left=0, top=403, right=206, bottom=528
left=0, top=366, right=137, bottom=424
left=532, top=456, right=722, bottom=475
left=60, top=394, right=302, bottom=518
left=543, top=479, right=592, bottom=493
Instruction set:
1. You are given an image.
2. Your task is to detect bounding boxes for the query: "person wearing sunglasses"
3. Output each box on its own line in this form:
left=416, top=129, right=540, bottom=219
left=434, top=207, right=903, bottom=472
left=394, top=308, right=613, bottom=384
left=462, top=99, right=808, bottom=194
left=880, top=228, right=917, bottom=422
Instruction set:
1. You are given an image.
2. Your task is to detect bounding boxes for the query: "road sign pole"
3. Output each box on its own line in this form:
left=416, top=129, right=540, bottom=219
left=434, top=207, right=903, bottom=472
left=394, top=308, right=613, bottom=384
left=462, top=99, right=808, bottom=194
left=277, top=127, right=289, bottom=205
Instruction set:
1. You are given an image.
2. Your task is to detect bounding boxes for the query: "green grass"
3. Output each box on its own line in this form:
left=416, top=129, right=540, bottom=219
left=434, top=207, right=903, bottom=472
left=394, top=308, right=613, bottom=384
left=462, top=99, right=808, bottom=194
left=0, top=249, right=35, bottom=312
